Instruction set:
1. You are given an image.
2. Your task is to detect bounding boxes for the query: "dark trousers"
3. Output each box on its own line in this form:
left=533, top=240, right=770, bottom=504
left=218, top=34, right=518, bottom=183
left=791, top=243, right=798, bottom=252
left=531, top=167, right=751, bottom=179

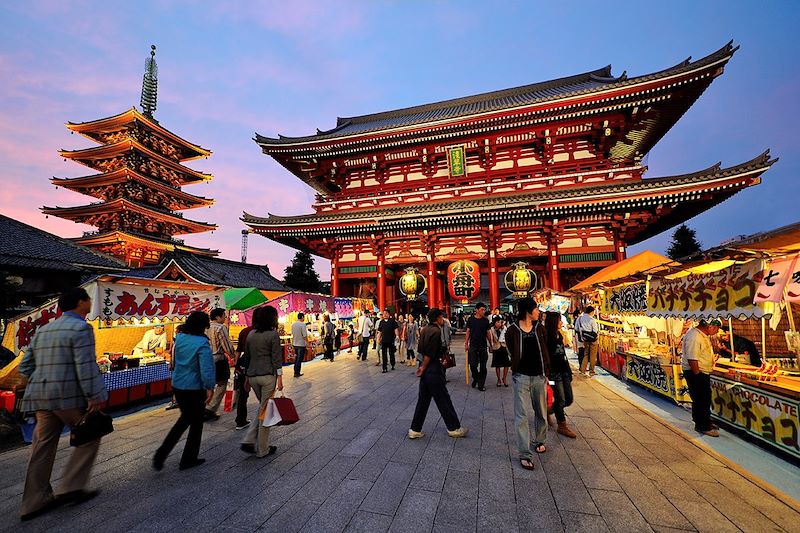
left=685, top=371, right=712, bottom=431
left=293, top=346, right=306, bottom=376
left=234, top=372, right=250, bottom=426
left=577, top=347, right=586, bottom=369
left=468, top=346, right=488, bottom=387
left=410, top=367, right=460, bottom=432
left=381, top=343, right=396, bottom=370
left=155, top=388, right=205, bottom=466
left=551, top=375, right=574, bottom=423
left=359, top=338, right=370, bottom=360
left=325, top=341, right=335, bottom=361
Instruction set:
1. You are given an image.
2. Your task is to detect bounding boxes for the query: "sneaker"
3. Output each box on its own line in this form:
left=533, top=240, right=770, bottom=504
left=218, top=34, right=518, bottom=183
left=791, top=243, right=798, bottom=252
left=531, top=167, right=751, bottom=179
left=203, top=410, right=220, bottom=421
left=165, top=401, right=179, bottom=411
left=407, top=429, right=425, bottom=439
left=699, top=429, right=720, bottom=437
left=447, top=427, right=469, bottom=438
left=235, top=421, right=251, bottom=430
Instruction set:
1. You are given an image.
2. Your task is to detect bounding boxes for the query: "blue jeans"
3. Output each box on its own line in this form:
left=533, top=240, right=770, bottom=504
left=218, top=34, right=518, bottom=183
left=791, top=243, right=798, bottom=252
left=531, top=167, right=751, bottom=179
left=512, top=373, right=547, bottom=460
left=293, top=346, right=306, bottom=376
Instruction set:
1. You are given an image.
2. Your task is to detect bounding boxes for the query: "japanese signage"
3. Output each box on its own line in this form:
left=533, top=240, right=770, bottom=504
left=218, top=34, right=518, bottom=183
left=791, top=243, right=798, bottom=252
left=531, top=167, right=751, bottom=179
left=711, top=375, right=800, bottom=460
left=755, top=254, right=800, bottom=303
left=92, top=282, right=225, bottom=327
left=447, top=260, right=480, bottom=304
left=625, top=354, right=691, bottom=403
left=12, top=300, right=63, bottom=353
left=647, top=259, right=769, bottom=319
left=601, top=282, right=647, bottom=315
left=447, top=145, right=467, bottom=178
left=230, top=292, right=335, bottom=326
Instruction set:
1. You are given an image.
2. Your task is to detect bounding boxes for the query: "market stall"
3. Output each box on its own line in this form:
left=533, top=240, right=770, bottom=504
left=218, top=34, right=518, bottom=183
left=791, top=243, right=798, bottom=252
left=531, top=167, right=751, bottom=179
left=1, top=275, right=226, bottom=411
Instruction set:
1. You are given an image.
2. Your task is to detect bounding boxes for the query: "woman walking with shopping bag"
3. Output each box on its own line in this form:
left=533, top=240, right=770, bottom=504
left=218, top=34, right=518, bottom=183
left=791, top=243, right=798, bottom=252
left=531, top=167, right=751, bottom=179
left=240, top=306, right=283, bottom=458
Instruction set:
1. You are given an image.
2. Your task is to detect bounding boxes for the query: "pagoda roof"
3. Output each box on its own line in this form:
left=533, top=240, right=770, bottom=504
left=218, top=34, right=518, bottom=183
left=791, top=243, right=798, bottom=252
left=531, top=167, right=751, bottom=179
left=256, top=42, right=737, bottom=149
left=66, top=107, right=211, bottom=161
left=244, top=151, right=775, bottom=252
left=126, top=251, right=288, bottom=291
left=59, top=139, right=212, bottom=185
left=74, top=230, right=219, bottom=257
left=51, top=168, right=214, bottom=209
left=42, top=198, right=217, bottom=235
left=0, top=212, right=127, bottom=273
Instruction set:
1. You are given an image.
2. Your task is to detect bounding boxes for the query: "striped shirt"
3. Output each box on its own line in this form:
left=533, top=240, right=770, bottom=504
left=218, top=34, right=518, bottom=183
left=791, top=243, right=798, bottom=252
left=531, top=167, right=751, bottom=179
left=209, top=322, right=235, bottom=362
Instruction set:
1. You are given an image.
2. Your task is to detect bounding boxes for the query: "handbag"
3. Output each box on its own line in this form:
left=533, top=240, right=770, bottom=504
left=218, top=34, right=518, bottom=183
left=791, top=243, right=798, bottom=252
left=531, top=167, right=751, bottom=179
left=440, top=348, right=456, bottom=369
left=261, top=391, right=299, bottom=427
left=578, top=328, right=598, bottom=343
left=546, top=383, right=554, bottom=410
left=70, top=410, right=114, bottom=447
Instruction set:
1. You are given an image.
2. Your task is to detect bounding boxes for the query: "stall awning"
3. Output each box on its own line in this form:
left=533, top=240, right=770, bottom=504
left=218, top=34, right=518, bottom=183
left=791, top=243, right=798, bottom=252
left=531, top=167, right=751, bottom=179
left=224, top=288, right=268, bottom=310
left=570, top=250, right=676, bottom=291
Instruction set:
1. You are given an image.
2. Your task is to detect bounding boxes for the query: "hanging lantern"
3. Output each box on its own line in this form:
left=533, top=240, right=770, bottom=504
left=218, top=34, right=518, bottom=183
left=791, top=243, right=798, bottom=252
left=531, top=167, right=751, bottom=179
left=399, top=267, right=427, bottom=300
left=447, top=260, right=481, bottom=304
left=504, top=262, right=537, bottom=299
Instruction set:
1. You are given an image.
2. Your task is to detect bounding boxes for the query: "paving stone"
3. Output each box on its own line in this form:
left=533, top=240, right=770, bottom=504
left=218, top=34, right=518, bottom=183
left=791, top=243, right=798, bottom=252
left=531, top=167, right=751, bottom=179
left=388, top=488, right=440, bottom=533
left=345, top=511, right=393, bottom=533
left=670, top=498, right=740, bottom=533
left=684, top=478, right=784, bottom=533
left=435, top=469, right=478, bottom=529
left=559, top=511, right=611, bottom=533
left=478, top=496, right=519, bottom=533
left=360, top=461, right=416, bottom=516
left=301, top=478, right=373, bottom=533
left=590, top=488, right=652, bottom=532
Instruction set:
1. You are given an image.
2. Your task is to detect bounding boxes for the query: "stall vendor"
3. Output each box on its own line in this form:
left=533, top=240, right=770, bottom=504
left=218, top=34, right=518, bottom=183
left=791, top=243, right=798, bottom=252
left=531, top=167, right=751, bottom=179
left=133, top=325, right=166, bottom=355
left=718, top=326, right=761, bottom=366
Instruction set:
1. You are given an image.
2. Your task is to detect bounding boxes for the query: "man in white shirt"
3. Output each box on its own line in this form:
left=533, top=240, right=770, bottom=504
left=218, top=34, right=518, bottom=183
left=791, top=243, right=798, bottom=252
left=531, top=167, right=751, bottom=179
left=292, top=313, right=308, bottom=377
left=357, top=312, right=373, bottom=361
left=133, top=325, right=166, bottom=355
left=576, top=306, right=600, bottom=375
left=681, top=319, right=721, bottom=437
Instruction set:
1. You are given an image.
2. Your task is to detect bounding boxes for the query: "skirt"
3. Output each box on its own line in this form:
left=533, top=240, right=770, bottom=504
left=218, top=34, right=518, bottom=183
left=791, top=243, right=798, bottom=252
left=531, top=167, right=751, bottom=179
left=491, top=347, right=510, bottom=368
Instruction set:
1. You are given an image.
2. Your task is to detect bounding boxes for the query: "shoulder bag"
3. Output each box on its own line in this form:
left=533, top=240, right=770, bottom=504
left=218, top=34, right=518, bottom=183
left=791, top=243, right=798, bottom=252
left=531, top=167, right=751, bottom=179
left=70, top=410, right=114, bottom=447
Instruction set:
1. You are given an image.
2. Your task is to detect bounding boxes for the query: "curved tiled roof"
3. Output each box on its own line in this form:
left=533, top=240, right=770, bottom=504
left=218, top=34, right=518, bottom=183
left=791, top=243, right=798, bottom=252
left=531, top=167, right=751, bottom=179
left=0, top=213, right=126, bottom=272
left=256, top=42, right=737, bottom=146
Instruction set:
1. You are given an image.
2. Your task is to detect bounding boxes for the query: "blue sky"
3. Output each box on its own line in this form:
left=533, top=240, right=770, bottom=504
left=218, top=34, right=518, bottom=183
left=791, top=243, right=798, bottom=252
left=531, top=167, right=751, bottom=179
left=1, top=1, right=797, bottom=278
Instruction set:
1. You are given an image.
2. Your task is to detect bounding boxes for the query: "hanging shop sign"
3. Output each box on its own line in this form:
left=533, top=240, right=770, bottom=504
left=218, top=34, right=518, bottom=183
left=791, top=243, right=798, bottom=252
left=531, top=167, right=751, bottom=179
left=447, top=145, right=467, bottom=178
left=447, top=260, right=480, bottom=304
left=399, top=267, right=427, bottom=300
left=755, top=254, right=800, bottom=303
left=504, top=262, right=536, bottom=299
left=12, top=299, right=62, bottom=353
left=711, top=375, right=800, bottom=460
left=601, top=282, right=647, bottom=315
left=92, top=282, right=225, bottom=327
left=647, top=259, right=769, bottom=319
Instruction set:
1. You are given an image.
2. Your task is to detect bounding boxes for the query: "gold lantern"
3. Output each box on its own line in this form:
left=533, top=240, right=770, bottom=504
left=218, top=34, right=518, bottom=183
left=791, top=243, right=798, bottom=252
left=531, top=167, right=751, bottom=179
left=399, top=267, right=426, bottom=300
left=504, top=262, right=536, bottom=299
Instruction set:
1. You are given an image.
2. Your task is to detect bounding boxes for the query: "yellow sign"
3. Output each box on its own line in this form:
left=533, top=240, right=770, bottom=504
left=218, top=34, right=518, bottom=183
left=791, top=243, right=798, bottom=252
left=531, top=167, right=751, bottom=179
left=600, top=282, right=647, bottom=315
left=647, top=259, right=770, bottom=319
left=624, top=354, right=691, bottom=403
left=711, top=375, right=800, bottom=460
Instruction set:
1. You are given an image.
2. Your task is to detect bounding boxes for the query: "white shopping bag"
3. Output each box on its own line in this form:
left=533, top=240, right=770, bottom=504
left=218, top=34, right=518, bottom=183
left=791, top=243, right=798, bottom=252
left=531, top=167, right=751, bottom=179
left=261, top=398, right=282, bottom=427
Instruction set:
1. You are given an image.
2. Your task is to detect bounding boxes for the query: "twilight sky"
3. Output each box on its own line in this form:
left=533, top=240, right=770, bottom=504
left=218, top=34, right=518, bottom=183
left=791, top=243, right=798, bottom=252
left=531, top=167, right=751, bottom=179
left=1, top=1, right=797, bottom=279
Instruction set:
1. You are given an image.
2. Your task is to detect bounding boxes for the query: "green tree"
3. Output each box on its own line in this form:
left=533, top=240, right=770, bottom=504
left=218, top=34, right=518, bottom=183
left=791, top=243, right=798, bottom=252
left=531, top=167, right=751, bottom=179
left=666, top=224, right=702, bottom=260
left=283, top=250, right=321, bottom=292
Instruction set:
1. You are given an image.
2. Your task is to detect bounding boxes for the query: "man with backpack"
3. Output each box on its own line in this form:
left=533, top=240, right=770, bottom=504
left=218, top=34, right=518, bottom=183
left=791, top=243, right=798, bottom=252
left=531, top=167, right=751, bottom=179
left=575, top=306, right=599, bottom=376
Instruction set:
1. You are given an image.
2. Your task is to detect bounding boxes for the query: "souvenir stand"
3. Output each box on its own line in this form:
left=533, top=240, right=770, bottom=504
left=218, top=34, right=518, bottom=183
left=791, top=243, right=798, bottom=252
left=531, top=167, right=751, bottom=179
left=0, top=275, right=226, bottom=413
left=230, top=292, right=344, bottom=364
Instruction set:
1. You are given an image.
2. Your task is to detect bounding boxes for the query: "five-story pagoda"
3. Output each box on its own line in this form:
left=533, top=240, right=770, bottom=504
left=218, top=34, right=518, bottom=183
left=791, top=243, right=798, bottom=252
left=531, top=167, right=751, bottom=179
left=43, top=46, right=218, bottom=267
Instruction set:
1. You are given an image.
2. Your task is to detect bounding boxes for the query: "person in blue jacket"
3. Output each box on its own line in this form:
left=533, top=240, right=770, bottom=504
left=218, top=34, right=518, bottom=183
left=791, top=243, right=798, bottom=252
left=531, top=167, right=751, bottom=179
left=153, top=311, right=216, bottom=471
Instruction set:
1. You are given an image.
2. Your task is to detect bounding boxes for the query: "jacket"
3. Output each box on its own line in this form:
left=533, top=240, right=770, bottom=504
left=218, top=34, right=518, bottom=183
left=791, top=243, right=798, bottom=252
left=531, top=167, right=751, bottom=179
left=505, top=322, right=550, bottom=378
left=245, top=330, right=284, bottom=377
left=19, top=312, right=108, bottom=411
left=172, top=333, right=216, bottom=391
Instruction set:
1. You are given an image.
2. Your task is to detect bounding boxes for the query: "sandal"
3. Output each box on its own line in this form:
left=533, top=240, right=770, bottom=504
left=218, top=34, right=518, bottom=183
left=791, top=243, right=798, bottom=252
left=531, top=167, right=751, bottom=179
left=496, top=382, right=502, bottom=387
left=520, top=458, right=535, bottom=470
left=535, top=444, right=546, bottom=454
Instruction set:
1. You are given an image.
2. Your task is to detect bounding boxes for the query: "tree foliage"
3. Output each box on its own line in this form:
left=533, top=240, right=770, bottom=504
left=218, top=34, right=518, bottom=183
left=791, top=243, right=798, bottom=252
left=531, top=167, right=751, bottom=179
left=666, top=224, right=702, bottom=260
left=283, top=250, right=321, bottom=292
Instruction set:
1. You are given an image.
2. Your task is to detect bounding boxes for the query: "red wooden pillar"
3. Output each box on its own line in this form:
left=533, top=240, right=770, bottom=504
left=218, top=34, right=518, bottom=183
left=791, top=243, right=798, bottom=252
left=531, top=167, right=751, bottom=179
left=377, top=251, right=386, bottom=312
left=331, top=258, right=340, bottom=297
left=613, top=231, right=627, bottom=262
left=547, top=237, right=561, bottom=291
left=427, top=257, right=437, bottom=309
left=488, top=254, right=500, bottom=310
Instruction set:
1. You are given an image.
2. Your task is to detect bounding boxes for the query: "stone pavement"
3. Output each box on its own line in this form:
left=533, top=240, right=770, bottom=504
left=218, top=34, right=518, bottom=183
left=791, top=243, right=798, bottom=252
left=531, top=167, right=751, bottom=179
left=2, top=343, right=800, bottom=533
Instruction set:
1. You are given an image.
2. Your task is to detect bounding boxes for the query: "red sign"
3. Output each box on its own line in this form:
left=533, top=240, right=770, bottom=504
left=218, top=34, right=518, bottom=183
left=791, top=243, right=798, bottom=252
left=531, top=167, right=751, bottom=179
left=447, top=260, right=481, bottom=304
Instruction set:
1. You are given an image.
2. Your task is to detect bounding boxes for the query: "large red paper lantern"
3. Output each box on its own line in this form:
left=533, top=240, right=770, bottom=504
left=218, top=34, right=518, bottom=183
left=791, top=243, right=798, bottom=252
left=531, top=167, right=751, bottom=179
left=447, top=260, right=481, bottom=304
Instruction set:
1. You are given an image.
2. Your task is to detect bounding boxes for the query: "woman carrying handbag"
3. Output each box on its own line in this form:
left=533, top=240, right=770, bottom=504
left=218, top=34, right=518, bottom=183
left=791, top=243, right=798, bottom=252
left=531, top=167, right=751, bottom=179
left=544, top=312, right=576, bottom=438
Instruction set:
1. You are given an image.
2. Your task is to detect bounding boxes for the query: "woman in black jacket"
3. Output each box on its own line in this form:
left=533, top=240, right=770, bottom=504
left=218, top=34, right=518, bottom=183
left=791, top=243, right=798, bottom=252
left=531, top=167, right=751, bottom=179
left=544, top=312, right=576, bottom=438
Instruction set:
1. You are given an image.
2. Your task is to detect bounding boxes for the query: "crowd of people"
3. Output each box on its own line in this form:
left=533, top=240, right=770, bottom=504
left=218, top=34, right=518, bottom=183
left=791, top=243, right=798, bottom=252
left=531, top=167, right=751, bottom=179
left=14, top=286, right=594, bottom=521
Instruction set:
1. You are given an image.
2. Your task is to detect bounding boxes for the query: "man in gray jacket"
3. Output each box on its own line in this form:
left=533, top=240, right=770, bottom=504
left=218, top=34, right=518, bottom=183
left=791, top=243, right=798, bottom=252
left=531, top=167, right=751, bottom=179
left=18, top=287, right=108, bottom=521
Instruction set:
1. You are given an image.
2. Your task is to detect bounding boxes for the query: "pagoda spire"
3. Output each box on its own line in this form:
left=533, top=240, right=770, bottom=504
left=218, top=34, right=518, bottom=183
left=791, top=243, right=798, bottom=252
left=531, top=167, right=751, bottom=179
left=140, top=45, right=158, bottom=118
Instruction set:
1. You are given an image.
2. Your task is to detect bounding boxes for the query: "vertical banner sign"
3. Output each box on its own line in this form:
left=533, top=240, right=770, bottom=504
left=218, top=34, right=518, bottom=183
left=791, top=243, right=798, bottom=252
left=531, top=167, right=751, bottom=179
left=447, top=260, right=481, bottom=304
left=447, top=145, right=467, bottom=178
left=601, top=282, right=648, bottom=315
left=754, top=254, right=798, bottom=303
